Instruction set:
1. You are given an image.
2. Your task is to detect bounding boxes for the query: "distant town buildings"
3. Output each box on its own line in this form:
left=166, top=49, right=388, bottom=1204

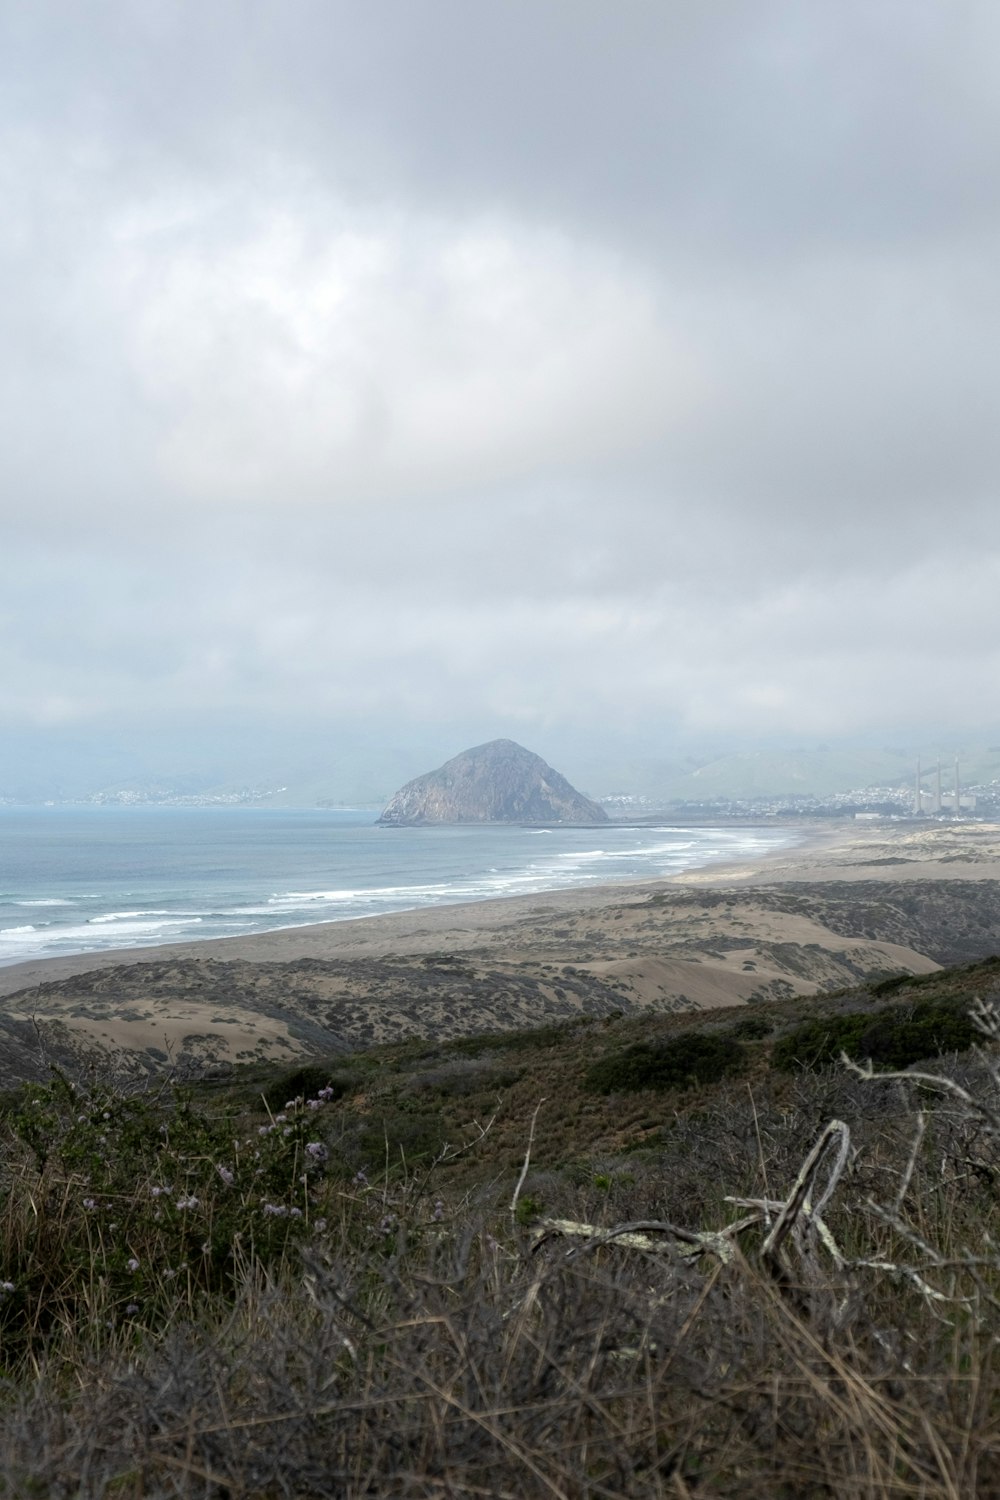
left=600, top=767, right=997, bottom=822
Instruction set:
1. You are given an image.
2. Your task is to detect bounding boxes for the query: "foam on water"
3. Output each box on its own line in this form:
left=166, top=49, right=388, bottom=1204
left=0, top=807, right=800, bottom=966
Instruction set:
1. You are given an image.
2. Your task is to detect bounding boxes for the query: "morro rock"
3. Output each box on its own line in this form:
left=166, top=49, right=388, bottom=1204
left=377, top=739, right=609, bottom=826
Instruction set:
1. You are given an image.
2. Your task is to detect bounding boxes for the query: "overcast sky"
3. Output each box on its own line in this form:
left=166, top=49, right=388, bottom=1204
left=3, top=1, right=999, bottom=792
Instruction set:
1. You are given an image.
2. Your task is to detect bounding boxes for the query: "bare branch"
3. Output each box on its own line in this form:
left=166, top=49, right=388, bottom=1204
left=509, top=1099, right=546, bottom=1224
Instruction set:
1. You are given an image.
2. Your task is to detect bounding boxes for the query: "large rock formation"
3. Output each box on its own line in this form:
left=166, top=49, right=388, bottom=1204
left=377, top=739, right=609, bottom=826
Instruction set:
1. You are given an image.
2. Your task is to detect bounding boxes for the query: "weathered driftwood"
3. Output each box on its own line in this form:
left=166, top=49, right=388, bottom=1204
left=521, top=1002, right=1000, bottom=1314
left=532, top=1119, right=853, bottom=1278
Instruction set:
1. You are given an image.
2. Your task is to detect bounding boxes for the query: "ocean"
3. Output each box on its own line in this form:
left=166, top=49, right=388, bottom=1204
left=0, top=807, right=799, bottom=968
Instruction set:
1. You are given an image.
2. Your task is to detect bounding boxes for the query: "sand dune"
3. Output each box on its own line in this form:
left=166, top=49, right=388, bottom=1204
left=1, top=820, right=998, bottom=1085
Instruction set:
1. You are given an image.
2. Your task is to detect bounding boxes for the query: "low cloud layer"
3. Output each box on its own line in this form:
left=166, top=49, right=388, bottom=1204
left=3, top=2, right=999, bottom=788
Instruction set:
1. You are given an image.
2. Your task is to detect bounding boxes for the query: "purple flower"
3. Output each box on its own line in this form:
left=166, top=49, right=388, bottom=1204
left=305, top=1141, right=327, bottom=1162
left=83, top=1198, right=97, bottom=1211
left=262, top=1202, right=287, bottom=1217
left=216, top=1165, right=235, bottom=1186
left=127, top=1257, right=140, bottom=1273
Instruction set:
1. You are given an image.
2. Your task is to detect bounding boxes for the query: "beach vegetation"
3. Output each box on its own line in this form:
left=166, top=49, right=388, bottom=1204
left=772, top=995, right=978, bottom=1071
left=2, top=959, right=1000, bottom=1492
left=584, top=1031, right=747, bottom=1094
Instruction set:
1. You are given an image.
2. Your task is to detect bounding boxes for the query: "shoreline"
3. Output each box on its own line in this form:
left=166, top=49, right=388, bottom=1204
left=0, top=816, right=805, bottom=984
left=2, top=818, right=996, bottom=1002
left=1, top=817, right=999, bottom=1081
left=0, top=817, right=831, bottom=1000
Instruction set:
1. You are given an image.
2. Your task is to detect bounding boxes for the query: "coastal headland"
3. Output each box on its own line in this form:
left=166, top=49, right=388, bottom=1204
left=2, top=819, right=999, bottom=1085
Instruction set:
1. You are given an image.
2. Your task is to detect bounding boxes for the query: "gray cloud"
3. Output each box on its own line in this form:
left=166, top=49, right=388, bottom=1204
left=2, top=2, right=999, bottom=787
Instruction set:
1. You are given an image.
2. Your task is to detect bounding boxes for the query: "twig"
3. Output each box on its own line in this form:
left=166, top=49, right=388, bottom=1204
left=747, top=1082, right=773, bottom=1229
left=510, top=1099, right=545, bottom=1224
left=534, top=1215, right=761, bottom=1265
left=761, top=1119, right=851, bottom=1273
left=894, top=1110, right=926, bottom=1213
left=841, top=1053, right=1000, bottom=1134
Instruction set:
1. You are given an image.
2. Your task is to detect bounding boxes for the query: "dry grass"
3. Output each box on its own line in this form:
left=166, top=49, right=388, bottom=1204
left=2, top=988, right=1000, bottom=1494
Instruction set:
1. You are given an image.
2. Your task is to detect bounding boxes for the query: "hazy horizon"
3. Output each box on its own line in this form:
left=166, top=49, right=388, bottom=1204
left=3, top=722, right=999, bottom=808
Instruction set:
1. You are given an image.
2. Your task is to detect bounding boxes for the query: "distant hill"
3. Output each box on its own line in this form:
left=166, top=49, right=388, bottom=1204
left=590, top=745, right=1000, bottom=804
left=7, top=735, right=1000, bottom=811
left=377, top=739, right=608, bottom=826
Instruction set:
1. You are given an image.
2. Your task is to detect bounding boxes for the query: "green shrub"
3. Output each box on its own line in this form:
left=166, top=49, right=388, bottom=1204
left=772, top=999, right=977, bottom=1072
left=0, top=1072, right=341, bottom=1364
left=357, top=1112, right=448, bottom=1172
left=728, top=1015, right=773, bottom=1040
left=261, top=1065, right=354, bottom=1112
left=584, top=1032, right=747, bottom=1095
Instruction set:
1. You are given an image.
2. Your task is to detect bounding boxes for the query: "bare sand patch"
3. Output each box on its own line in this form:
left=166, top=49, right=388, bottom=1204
left=0, top=820, right=996, bottom=1083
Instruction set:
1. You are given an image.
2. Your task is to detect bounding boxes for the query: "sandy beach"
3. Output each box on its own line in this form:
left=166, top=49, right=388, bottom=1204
left=2, top=818, right=999, bottom=1084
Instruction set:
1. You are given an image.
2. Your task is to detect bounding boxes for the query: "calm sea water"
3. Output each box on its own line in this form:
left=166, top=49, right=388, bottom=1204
left=0, top=807, right=798, bottom=967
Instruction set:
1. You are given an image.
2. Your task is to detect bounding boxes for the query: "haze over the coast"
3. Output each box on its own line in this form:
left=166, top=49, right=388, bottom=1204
left=3, top=3, right=999, bottom=799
